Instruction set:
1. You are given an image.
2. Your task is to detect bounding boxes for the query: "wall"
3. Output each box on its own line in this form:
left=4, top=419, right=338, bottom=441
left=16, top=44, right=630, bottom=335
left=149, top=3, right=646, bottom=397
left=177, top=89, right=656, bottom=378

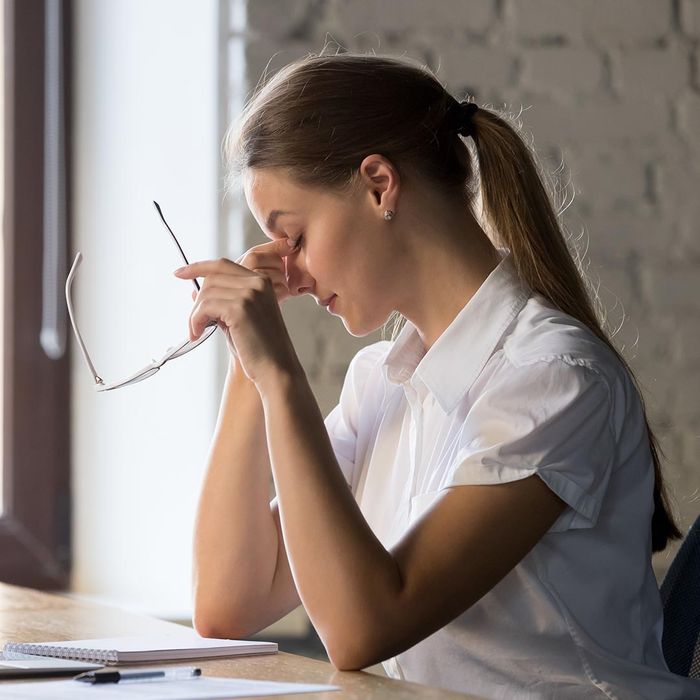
left=230, top=0, right=700, bottom=591
left=69, top=0, right=700, bottom=634
left=71, top=0, right=221, bottom=618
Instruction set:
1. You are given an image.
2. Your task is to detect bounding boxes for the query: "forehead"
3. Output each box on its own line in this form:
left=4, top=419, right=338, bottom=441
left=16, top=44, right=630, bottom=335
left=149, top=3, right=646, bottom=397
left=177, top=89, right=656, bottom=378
left=243, top=168, right=355, bottom=234
left=244, top=169, right=305, bottom=212
left=244, top=169, right=309, bottom=237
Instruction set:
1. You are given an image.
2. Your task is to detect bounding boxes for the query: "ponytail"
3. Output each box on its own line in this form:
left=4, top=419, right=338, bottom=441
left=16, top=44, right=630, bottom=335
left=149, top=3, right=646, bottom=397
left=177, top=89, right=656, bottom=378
left=468, top=107, right=682, bottom=552
left=225, top=49, right=682, bottom=551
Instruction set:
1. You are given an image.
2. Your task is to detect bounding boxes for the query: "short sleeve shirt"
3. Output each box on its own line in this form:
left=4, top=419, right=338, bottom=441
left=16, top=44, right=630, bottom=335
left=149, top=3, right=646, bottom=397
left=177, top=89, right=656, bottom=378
left=324, top=248, right=700, bottom=699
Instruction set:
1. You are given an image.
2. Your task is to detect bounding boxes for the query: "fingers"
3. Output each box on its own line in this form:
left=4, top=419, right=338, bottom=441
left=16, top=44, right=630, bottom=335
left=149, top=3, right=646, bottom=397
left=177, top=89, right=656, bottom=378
left=188, top=296, right=239, bottom=341
left=265, top=236, right=297, bottom=256
left=188, top=283, right=289, bottom=341
left=190, top=271, right=289, bottom=301
left=175, top=239, right=294, bottom=280
left=235, top=237, right=296, bottom=271
left=174, top=257, right=247, bottom=280
left=190, top=272, right=273, bottom=289
left=180, top=250, right=290, bottom=303
left=177, top=238, right=295, bottom=341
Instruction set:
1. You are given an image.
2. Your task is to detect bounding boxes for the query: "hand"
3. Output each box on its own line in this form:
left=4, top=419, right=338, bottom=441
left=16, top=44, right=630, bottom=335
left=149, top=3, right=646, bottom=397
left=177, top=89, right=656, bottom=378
left=188, top=236, right=294, bottom=309
left=175, top=238, right=303, bottom=387
left=234, top=238, right=297, bottom=305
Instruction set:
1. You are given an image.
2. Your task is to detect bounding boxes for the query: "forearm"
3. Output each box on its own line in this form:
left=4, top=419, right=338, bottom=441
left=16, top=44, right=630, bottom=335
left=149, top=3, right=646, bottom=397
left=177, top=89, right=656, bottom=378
left=259, top=368, right=402, bottom=664
left=192, top=357, right=278, bottom=636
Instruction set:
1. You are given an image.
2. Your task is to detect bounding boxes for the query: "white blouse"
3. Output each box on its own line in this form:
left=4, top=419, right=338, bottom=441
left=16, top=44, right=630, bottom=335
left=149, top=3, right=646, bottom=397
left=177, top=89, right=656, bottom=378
left=324, top=248, right=700, bottom=699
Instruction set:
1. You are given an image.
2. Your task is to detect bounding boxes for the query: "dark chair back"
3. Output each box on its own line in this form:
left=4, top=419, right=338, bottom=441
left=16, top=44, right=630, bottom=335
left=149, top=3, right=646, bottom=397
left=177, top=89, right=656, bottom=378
left=660, top=513, right=700, bottom=677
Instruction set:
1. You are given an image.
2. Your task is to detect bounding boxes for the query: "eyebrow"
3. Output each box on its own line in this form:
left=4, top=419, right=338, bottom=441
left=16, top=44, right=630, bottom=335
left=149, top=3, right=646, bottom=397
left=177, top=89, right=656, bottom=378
left=265, top=209, right=296, bottom=231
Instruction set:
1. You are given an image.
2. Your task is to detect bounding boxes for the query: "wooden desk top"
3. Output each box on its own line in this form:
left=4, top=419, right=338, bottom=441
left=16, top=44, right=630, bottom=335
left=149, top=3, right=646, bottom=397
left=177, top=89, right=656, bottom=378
left=0, top=583, right=479, bottom=698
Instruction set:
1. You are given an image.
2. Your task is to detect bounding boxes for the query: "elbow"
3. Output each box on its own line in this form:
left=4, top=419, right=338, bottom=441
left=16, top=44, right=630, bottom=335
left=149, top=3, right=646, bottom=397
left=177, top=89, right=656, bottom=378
left=329, top=655, right=367, bottom=673
left=323, top=624, right=378, bottom=672
left=192, top=610, right=231, bottom=640
left=192, top=616, right=226, bottom=640
left=192, top=604, right=252, bottom=640
left=327, top=644, right=375, bottom=672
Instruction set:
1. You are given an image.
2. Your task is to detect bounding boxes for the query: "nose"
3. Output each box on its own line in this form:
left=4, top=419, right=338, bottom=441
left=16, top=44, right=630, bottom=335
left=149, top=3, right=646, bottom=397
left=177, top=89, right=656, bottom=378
left=285, top=256, right=314, bottom=297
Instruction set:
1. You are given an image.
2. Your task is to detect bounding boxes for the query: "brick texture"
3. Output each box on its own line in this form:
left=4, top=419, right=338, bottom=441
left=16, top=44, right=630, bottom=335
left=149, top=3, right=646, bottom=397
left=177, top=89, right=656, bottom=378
left=224, top=0, right=700, bottom=587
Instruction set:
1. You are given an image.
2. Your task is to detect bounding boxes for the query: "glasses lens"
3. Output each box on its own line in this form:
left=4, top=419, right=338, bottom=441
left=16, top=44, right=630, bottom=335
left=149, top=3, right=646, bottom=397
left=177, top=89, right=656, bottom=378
left=96, top=366, right=161, bottom=392
left=163, top=324, right=217, bottom=361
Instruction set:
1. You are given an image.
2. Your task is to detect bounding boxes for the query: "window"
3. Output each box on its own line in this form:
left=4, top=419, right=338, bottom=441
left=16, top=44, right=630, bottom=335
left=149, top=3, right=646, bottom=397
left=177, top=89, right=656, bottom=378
left=0, top=0, right=71, bottom=588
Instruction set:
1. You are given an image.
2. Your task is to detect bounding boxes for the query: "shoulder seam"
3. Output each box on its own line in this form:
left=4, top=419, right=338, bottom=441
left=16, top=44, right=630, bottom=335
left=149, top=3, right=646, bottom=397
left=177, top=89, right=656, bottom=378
left=504, top=348, right=607, bottom=378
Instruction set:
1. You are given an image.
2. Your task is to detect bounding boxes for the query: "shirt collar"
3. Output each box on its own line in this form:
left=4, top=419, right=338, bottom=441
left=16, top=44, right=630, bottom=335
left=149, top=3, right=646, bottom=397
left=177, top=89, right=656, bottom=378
left=382, top=248, right=532, bottom=414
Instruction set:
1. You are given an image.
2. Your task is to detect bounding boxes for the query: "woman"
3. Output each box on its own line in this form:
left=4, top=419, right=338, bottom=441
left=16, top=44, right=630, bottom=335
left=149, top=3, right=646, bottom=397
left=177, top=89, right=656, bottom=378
left=178, top=52, right=698, bottom=698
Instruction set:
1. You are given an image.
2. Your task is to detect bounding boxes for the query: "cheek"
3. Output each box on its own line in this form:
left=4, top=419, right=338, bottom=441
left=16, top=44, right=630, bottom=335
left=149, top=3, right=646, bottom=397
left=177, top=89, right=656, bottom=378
left=353, top=253, right=386, bottom=289
left=310, top=225, right=385, bottom=291
left=307, top=241, right=344, bottom=280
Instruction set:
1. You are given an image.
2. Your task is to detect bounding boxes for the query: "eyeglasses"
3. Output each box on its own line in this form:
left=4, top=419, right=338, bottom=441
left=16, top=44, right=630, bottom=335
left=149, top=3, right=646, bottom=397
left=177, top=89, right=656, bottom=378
left=65, top=201, right=218, bottom=392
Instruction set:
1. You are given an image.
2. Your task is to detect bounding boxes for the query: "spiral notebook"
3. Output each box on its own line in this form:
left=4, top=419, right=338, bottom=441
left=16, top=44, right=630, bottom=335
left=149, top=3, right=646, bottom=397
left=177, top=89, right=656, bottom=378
left=2, top=630, right=277, bottom=665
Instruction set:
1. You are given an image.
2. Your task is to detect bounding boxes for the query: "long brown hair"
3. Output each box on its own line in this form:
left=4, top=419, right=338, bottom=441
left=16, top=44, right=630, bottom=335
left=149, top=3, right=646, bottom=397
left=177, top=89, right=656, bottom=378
left=224, top=50, right=682, bottom=552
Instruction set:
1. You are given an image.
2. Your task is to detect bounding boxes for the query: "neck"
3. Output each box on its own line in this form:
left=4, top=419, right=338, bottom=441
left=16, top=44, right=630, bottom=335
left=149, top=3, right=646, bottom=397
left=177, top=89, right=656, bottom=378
left=393, top=198, right=502, bottom=351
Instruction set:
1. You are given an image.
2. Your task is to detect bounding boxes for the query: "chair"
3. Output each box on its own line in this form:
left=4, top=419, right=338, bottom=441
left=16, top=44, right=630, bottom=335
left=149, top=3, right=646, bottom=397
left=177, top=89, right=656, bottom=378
left=660, top=513, right=700, bottom=677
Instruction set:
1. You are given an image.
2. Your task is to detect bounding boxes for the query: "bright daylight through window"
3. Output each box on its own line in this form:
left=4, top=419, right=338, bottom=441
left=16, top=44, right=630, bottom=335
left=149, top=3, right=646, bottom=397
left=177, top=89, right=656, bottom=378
left=0, top=4, right=5, bottom=516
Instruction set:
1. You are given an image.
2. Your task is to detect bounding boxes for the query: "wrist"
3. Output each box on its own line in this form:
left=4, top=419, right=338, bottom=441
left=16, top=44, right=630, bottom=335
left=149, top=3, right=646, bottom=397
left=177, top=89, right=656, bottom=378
left=255, top=361, right=307, bottom=403
left=228, top=357, right=258, bottom=391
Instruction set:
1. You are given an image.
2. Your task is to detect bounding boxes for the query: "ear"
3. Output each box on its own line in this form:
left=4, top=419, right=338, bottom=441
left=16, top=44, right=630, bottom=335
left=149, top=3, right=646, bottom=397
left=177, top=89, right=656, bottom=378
left=357, top=154, right=400, bottom=217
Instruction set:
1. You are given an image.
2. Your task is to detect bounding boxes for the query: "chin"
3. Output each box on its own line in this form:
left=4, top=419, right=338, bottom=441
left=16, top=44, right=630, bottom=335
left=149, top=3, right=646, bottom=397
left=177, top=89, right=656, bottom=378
left=340, top=308, right=392, bottom=338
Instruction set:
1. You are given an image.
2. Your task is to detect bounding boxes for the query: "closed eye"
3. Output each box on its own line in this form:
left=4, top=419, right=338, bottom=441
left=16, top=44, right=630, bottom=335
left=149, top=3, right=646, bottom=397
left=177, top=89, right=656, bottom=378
left=290, top=234, right=303, bottom=251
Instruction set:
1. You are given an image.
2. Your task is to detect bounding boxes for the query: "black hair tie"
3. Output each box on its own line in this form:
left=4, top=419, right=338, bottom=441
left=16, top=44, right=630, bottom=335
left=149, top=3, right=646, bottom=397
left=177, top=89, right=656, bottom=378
left=448, top=100, right=479, bottom=139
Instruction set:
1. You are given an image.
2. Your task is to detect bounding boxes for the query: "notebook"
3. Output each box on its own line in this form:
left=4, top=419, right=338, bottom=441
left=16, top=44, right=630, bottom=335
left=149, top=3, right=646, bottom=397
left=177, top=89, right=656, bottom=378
left=0, top=654, right=103, bottom=678
left=2, top=630, right=277, bottom=665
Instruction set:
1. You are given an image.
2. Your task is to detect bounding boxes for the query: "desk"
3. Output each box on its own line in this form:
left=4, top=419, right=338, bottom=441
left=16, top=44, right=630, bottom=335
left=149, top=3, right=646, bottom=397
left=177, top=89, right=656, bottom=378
left=0, top=583, right=479, bottom=698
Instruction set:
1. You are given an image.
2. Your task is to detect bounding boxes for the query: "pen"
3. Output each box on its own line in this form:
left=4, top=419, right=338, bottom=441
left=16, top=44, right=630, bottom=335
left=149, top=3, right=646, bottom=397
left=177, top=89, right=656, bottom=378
left=73, top=666, right=202, bottom=684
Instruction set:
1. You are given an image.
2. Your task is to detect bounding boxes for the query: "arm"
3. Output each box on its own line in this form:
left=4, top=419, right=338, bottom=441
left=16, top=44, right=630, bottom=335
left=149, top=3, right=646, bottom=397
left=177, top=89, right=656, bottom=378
left=192, top=356, right=300, bottom=638
left=259, top=369, right=567, bottom=670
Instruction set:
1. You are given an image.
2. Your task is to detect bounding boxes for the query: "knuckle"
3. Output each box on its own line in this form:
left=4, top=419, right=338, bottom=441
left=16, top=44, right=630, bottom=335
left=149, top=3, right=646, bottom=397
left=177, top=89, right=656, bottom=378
left=252, top=275, right=269, bottom=291
left=223, top=310, right=241, bottom=329
left=200, top=273, right=222, bottom=290
left=200, top=298, right=215, bottom=313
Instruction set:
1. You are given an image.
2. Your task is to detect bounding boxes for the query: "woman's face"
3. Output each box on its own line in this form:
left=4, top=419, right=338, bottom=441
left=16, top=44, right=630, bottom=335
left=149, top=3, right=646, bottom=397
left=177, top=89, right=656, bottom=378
left=243, top=166, right=398, bottom=337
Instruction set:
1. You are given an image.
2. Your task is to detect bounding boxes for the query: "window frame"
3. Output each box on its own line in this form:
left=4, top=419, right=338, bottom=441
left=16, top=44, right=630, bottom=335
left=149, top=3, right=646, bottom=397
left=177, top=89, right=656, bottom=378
left=1, top=0, right=72, bottom=588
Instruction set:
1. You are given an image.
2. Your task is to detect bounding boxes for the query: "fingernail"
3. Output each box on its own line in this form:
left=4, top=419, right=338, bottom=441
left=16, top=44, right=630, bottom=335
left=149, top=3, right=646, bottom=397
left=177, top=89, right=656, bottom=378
left=287, top=239, right=295, bottom=247
left=173, top=266, right=186, bottom=275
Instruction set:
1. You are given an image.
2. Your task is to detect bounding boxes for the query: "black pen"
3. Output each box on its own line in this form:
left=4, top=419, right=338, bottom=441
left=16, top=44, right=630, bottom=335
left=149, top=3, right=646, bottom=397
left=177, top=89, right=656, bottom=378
left=73, top=666, right=202, bottom=684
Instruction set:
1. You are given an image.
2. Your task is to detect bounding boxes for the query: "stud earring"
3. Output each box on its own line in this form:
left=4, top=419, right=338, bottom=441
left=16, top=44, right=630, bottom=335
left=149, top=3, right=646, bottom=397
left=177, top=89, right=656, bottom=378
left=384, top=209, right=395, bottom=221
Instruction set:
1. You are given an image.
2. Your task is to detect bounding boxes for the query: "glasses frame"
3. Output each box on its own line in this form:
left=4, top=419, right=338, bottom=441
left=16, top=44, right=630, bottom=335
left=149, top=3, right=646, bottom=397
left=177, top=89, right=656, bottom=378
left=65, top=201, right=218, bottom=392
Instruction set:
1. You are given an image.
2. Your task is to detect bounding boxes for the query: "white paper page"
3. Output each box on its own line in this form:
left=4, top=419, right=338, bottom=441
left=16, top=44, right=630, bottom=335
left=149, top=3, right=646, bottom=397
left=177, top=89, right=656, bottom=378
left=1, top=676, right=340, bottom=699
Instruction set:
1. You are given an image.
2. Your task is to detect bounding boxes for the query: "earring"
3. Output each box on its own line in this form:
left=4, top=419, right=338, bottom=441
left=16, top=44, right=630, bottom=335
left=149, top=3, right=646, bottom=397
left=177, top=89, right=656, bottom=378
left=384, top=209, right=395, bottom=221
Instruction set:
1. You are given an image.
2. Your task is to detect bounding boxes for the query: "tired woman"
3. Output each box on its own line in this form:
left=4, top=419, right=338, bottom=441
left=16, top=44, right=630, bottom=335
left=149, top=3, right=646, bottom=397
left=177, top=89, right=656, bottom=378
left=180, top=52, right=697, bottom=699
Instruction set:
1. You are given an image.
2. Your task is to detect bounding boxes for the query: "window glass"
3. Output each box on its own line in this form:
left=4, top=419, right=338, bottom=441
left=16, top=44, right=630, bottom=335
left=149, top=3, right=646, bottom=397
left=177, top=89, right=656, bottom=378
left=1, top=2, right=5, bottom=516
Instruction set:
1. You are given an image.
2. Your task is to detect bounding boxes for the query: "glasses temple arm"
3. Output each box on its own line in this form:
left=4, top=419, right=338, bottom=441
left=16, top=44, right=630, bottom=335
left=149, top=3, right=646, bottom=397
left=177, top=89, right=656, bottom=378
left=152, top=200, right=200, bottom=292
left=65, top=252, right=104, bottom=385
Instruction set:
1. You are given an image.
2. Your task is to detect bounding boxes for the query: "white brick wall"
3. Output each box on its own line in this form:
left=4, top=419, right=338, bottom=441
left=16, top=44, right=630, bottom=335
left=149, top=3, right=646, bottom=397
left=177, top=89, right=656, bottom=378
left=682, top=0, right=700, bottom=37
left=223, top=0, right=700, bottom=600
